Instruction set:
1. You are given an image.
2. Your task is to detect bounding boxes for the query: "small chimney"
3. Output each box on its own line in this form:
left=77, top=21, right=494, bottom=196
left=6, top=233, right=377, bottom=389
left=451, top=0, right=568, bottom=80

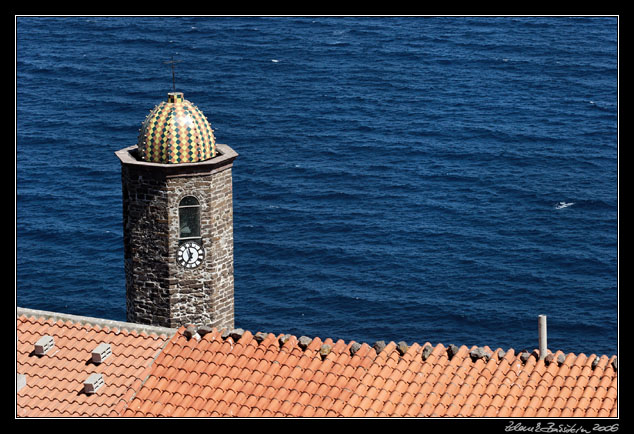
left=34, top=336, right=54, bottom=356
left=91, top=343, right=112, bottom=364
left=84, top=373, right=104, bottom=395
left=538, top=315, right=547, bottom=360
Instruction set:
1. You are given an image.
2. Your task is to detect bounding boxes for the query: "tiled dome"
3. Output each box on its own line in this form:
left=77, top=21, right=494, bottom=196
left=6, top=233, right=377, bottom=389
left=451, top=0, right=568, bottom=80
left=137, top=92, right=216, bottom=164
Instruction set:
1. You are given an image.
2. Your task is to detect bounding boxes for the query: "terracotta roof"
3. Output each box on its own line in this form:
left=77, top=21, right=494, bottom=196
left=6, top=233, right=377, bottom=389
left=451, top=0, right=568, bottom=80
left=16, top=311, right=618, bottom=418
left=122, top=326, right=618, bottom=418
left=16, top=309, right=174, bottom=417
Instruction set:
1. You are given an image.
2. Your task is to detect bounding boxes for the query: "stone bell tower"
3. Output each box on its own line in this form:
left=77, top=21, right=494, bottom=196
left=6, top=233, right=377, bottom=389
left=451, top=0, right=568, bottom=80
left=115, top=91, right=238, bottom=330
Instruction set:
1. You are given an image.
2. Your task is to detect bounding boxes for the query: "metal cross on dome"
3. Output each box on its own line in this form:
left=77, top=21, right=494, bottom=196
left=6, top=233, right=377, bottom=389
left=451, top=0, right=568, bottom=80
left=164, top=56, right=182, bottom=92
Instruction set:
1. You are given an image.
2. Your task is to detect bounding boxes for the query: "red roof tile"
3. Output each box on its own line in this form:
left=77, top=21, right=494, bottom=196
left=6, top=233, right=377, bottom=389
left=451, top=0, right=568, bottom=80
left=119, top=326, right=619, bottom=417
left=17, top=309, right=618, bottom=417
left=16, top=309, right=173, bottom=417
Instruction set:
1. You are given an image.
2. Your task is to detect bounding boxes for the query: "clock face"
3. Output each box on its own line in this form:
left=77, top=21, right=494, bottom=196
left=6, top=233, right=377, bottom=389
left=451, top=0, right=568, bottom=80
left=177, top=241, right=205, bottom=269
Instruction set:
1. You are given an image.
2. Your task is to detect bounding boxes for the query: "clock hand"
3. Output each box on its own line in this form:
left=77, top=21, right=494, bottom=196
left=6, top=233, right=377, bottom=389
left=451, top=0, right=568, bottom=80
left=189, top=247, right=198, bottom=262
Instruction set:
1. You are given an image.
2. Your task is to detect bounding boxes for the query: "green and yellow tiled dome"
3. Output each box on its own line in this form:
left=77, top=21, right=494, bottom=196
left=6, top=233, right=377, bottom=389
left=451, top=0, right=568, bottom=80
left=137, top=92, right=216, bottom=164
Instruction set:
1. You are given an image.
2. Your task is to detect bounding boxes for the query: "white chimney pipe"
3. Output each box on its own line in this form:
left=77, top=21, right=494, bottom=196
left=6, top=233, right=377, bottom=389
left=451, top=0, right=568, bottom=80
left=538, top=315, right=547, bottom=360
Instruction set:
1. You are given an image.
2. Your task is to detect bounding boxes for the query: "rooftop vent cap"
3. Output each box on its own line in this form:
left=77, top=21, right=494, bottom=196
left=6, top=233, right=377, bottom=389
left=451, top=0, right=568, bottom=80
left=91, top=343, right=112, bottom=364
left=17, top=374, right=27, bottom=392
left=84, top=373, right=104, bottom=395
left=34, top=335, right=54, bottom=356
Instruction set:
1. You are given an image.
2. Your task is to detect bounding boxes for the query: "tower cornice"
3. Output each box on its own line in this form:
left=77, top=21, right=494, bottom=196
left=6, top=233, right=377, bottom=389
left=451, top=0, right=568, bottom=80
left=115, top=143, right=238, bottom=178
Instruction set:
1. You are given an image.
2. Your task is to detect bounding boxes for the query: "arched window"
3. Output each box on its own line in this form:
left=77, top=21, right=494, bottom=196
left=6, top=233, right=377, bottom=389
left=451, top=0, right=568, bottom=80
left=179, top=196, right=201, bottom=239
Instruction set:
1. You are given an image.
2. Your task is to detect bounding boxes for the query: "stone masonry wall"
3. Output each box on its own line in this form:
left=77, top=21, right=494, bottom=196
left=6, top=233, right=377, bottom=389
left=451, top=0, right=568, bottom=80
left=121, top=164, right=172, bottom=327
left=121, top=159, right=235, bottom=330
left=166, top=168, right=235, bottom=330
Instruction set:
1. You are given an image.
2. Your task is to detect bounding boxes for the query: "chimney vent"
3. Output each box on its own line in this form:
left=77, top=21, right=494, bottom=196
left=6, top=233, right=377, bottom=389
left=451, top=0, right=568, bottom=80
left=34, top=335, right=54, bottom=356
left=91, top=343, right=112, bottom=364
left=84, top=373, right=104, bottom=395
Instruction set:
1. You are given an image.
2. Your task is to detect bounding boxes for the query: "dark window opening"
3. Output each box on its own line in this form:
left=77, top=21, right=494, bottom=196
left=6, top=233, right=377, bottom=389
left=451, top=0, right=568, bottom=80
left=179, top=196, right=201, bottom=239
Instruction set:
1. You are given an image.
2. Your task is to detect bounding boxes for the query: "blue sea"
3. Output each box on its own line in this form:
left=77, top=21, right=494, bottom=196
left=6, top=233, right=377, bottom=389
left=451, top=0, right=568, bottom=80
left=16, top=16, right=618, bottom=356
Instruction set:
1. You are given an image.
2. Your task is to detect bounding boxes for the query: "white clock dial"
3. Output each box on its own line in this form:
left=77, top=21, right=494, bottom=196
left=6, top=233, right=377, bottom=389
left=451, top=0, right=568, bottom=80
left=177, top=241, right=204, bottom=268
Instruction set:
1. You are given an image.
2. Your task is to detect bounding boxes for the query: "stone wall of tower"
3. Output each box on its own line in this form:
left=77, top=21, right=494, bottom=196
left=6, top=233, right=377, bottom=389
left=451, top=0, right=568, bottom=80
left=121, top=163, right=172, bottom=327
left=119, top=145, right=237, bottom=331
left=166, top=168, right=235, bottom=329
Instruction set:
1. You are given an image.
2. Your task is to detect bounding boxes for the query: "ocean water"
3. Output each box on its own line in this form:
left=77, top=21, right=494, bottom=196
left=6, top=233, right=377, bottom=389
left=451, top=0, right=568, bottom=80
left=16, top=16, right=618, bottom=356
